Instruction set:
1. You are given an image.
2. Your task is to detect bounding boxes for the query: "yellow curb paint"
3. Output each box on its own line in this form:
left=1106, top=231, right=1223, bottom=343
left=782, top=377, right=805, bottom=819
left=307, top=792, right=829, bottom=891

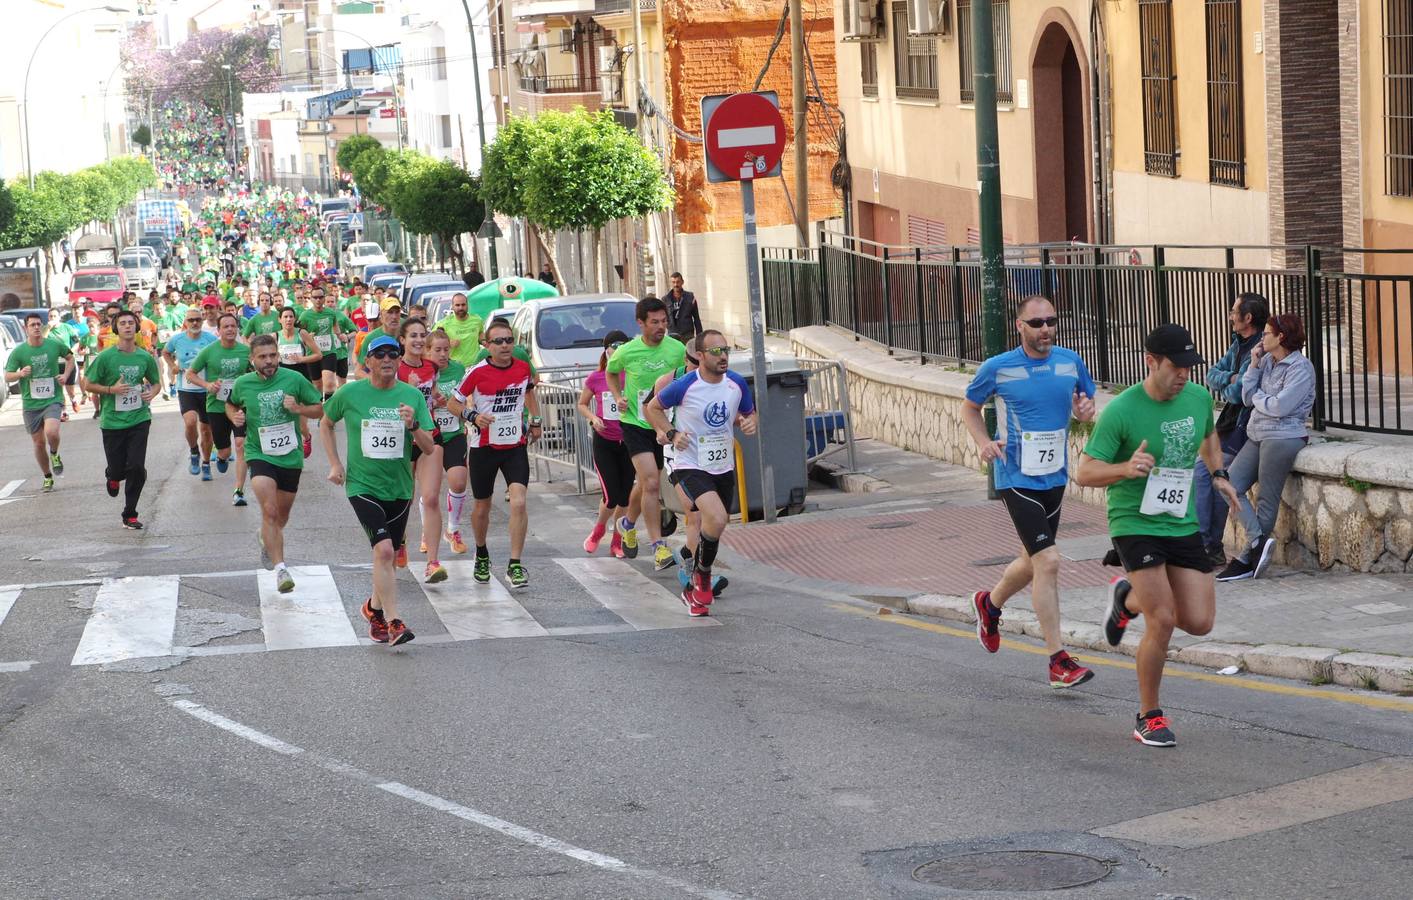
left=831, top=604, right=1413, bottom=713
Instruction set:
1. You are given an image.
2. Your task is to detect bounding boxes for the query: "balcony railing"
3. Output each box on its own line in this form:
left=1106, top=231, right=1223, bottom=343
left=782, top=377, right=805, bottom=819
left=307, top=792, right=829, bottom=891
left=593, top=0, right=657, bottom=13
left=519, top=73, right=598, bottom=94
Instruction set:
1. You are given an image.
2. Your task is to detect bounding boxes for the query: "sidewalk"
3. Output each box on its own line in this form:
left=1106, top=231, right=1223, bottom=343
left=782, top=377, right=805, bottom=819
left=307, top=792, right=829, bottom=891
left=720, top=438, right=1413, bottom=694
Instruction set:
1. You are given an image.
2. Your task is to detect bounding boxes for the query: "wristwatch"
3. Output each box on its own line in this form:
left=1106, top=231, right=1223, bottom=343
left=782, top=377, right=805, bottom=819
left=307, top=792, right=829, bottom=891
left=665, top=428, right=678, bottom=442
left=1211, top=468, right=1230, bottom=481
left=529, top=416, right=543, bottom=426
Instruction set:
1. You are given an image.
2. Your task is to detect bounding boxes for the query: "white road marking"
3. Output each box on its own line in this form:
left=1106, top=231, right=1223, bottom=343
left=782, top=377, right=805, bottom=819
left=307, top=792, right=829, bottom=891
left=257, top=566, right=359, bottom=651
left=1092, top=756, right=1413, bottom=849
left=0, top=660, right=38, bottom=673
left=72, top=576, right=180, bottom=665
left=0, top=479, right=23, bottom=499
left=555, top=558, right=720, bottom=631
left=168, top=698, right=748, bottom=900
left=419, top=562, right=548, bottom=640
left=0, top=587, right=20, bottom=630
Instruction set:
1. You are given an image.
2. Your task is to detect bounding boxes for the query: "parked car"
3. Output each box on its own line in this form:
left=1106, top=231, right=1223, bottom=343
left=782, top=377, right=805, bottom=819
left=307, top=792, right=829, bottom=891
left=368, top=272, right=406, bottom=293
left=423, top=290, right=465, bottom=327
left=344, top=242, right=388, bottom=275
left=0, top=320, right=16, bottom=406
left=399, top=273, right=464, bottom=308
left=122, top=245, right=161, bottom=271
left=405, top=279, right=466, bottom=312
left=137, top=234, right=171, bottom=268
left=67, top=267, right=127, bottom=307
left=507, top=294, right=639, bottom=372
left=362, top=262, right=407, bottom=283
left=118, top=252, right=159, bottom=291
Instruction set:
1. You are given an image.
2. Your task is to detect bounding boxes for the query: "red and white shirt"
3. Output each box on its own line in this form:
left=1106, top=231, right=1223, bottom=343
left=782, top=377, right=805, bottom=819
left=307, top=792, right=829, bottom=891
left=454, top=357, right=535, bottom=448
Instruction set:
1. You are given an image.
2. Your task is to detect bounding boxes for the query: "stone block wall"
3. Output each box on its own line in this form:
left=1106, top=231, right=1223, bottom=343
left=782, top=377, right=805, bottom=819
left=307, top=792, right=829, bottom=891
left=792, top=325, right=1413, bottom=574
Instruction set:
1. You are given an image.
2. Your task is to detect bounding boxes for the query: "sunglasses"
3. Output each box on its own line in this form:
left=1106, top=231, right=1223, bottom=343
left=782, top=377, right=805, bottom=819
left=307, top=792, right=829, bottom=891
left=487, top=336, right=515, bottom=346
left=1021, top=317, right=1059, bottom=329
left=368, top=347, right=401, bottom=359
left=701, top=346, right=730, bottom=357
left=185, top=318, right=202, bottom=324
left=607, top=341, right=625, bottom=350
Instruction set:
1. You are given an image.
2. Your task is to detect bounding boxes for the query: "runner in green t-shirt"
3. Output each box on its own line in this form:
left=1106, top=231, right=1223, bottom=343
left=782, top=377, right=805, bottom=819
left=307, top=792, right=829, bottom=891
left=241, top=291, right=280, bottom=337
left=432, top=293, right=484, bottom=368
left=323, top=333, right=435, bottom=647
left=44, top=310, right=83, bottom=416
left=187, top=313, right=255, bottom=507
left=80, top=310, right=162, bottom=529
left=299, top=287, right=355, bottom=395
left=427, top=329, right=470, bottom=554
left=604, top=296, right=686, bottom=569
left=225, top=333, right=324, bottom=593
left=4, top=314, right=74, bottom=491
left=1075, top=324, right=1239, bottom=748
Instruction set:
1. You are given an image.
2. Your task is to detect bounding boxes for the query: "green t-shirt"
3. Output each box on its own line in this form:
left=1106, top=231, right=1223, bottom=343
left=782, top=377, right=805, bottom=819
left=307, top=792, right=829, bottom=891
left=242, top=311, right=280, bottom=337
left=434, top=360, right=467, bottom=439
left=605, top=335, right=687, bottom=430
left=86, top=346, right=161, bottom=429
left=228, top=368, right=322, bottom=469
left=1082, top=381, right=1216, bottom=538
left=322, top=379, right=434, bottom=500
left=46, top=322, right=78, bottom=351
left=299, top=308, right=347, bottom=358
left=190, top=341, right=253, bottom=413
left=435, top=313, right=484, bottom=367
left=5, top=337, right=72, bottom=410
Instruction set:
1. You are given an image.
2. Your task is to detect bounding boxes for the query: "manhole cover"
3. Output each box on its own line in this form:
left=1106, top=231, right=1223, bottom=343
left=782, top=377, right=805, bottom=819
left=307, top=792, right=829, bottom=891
left=970, top=555, right=1014, bottom=567
left=866, top=521, right=914, bottom=530
left=913, top=850, right=1113, bottom=892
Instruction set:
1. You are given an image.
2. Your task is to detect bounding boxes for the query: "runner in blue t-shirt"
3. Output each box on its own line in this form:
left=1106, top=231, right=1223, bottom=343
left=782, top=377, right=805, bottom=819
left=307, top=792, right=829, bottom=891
left=163, top=313, right=219, bottom=479
left=961, top=295, right=1098, bottom=689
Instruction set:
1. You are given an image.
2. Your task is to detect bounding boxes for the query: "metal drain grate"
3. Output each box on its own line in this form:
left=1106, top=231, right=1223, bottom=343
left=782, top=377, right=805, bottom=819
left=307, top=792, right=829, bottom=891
left=912, top=850, right=1113, bottom=892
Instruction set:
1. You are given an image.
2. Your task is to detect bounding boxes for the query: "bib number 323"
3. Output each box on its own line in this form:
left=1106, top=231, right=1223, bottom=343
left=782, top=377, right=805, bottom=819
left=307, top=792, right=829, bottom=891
left=1140, top=466, right=1193, bottom=518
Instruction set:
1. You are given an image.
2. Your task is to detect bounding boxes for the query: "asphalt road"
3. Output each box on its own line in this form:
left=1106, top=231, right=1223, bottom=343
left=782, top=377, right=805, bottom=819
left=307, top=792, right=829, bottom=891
left=2, top=398, right=1411, bottom=899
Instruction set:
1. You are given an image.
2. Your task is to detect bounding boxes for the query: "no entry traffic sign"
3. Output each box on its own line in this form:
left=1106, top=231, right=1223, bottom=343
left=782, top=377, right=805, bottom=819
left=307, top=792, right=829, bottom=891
left=701, top=91, right=786, bottom=184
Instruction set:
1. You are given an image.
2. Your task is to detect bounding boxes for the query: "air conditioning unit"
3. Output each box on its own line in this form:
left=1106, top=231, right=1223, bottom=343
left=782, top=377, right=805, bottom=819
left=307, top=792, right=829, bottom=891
left=600, top=71, right=624, bottom=105
left=598, top=46, right=618, bottom=72
left=559, top=28, right=575, bottom=53
left=843, top=0, right=882, bottom=41
left=908, top=0, right=950, bottom=36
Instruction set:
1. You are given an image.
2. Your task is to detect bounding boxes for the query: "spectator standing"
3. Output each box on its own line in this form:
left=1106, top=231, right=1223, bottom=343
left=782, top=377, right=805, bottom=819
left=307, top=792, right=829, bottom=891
left=61, top=238, right=73, bottom=273
left=538, top=264, right=558, bottom=288
left=665, top=272, right=702, bottom=339
left=1217, top=313, right=1317, bottom=582
left=463, top=263, right=486, bottom=289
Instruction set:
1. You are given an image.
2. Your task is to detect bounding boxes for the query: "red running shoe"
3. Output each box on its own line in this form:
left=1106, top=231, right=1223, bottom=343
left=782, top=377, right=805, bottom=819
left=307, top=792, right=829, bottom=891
left=361, top=597, right=389, bottom=643
left=394, top=544, right=408, bottom=568
left=609, top=531, right=625, bottom=559
left=1048, top=651, right=1095, bottom=689
left=387, top=618, right=415, bottom=646
left=302, top=434, right=313, bottom=459
left=972, top=590, right=1001, bottom=653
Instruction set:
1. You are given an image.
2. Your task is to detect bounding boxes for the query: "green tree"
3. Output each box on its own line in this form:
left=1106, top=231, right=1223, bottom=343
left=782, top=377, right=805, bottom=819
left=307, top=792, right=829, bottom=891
left=336, top=134, right=381, bottom=175
left=0, top=177, right=15, bottom=240
left=390, top=158, right=484, bottom=272
left=352, top=147, right=414, bottom=211
left=132, top=124, right=152, bottom=151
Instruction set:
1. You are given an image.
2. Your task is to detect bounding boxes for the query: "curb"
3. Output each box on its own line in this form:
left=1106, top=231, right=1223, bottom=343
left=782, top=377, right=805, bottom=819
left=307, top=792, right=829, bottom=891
left=808, top=459, right=891, bottom=494
left=905, top=593, right=1413, bottom=695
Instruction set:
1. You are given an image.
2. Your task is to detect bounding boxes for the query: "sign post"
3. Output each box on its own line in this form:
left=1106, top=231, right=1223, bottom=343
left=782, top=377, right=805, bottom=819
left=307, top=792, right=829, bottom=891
left=701, top=91, right=787, bottom=524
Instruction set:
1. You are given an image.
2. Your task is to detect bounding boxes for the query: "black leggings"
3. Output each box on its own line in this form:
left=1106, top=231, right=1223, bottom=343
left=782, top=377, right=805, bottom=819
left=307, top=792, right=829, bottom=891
left=592, top=433, right=635, bottom=509
left=102, top=421, right=150, bottom=518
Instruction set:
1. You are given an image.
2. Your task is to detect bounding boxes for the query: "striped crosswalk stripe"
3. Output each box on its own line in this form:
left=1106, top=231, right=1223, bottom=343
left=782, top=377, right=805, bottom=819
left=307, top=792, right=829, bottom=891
left=0, top=587, right=20, bottom=631
left=419, top=561, right=549, bottom=640
left=71, top=576, right=181, bottom=665
left=555, top=558, right=720, bottom=631
left=258, top=566, right=360, bottom=651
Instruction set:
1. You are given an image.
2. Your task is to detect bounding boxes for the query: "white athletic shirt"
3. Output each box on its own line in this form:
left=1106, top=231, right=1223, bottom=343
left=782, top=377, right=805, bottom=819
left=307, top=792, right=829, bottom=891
left=654, top=370, right=755, bottom=475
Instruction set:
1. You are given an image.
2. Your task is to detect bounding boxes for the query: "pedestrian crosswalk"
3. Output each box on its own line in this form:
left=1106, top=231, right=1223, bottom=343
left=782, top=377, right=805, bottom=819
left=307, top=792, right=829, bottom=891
left=0, top=559, right=718, bottom=670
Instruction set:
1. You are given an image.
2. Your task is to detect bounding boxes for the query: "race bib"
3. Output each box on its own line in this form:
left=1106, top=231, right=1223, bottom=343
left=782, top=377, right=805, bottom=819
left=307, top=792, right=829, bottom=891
left=636, top=389, right=650, bottom=416
left=157, top=329, right=174, bottom=344
left=361, top=418, right=403, bottom=459
left=259, top=420, right=296, bottom=456
left=1140, top=466, right=1193, bottom=518
left=217, top=379, right=235, bottom=402
left=1020, top=428, right=1066, bottom=477
left=697, top=431, right=732, bottom=471
left=280, top=345, right=302, bottom=364
left=491, top=409, right=522, bottom=444
left=600, top=391, right=621, bottom=422
left=115, top=387, right=142, bottom=412
left=433, top=407, right=459, bottom=432
left=315, top=334, right=333, bottom=352
left=30, top=377, right=55, bottom=400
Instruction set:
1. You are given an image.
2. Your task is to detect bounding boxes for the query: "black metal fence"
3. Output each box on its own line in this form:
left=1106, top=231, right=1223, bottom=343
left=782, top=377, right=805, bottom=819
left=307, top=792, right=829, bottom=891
left=761, top=234, right=1413, bottom=436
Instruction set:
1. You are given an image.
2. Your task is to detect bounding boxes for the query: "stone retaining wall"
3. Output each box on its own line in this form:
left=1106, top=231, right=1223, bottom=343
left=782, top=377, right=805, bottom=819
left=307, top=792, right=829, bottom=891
left=791, top=325, right=1413, bottom=574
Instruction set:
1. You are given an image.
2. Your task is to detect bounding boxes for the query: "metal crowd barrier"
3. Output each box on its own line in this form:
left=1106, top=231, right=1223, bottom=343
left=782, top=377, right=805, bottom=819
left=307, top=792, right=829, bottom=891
left=794, top=358, right=857, bottom=473
left=530, top=378, right=593, bottom=494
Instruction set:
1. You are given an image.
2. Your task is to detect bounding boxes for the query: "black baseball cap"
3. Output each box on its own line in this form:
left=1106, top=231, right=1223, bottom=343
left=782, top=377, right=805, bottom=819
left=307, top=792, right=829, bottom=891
left=1145, top=324, right=1203, bottom=368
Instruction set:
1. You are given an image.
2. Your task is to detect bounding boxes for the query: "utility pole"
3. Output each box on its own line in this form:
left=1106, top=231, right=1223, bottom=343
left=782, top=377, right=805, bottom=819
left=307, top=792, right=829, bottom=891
left=460, top=0, right=500, bottom=279
left=789, top=0, right=808, bottom=248
left=972, top=0, right=1006, bottom=498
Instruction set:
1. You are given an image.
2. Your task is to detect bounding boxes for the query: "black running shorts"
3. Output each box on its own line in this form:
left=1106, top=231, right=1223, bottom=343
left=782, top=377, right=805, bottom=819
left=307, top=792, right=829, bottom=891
left=440, top=431, right=468, bottom=471
left=1110, top=532, right=1214, bottom=574
left=248, top=459, right=301, bottom=493
left=670, top=468, right=736, bottom=511
left=469, top=444, right=530, bottom=500
left=620, top=422, right=663, bottom=469
left=1000, top=486, right=1066, bottom=556
left=178, top=390, right=210, bottom=424
left=349, top=495, right=411, bottom=548
left=208, top=410, right=246, bottom=451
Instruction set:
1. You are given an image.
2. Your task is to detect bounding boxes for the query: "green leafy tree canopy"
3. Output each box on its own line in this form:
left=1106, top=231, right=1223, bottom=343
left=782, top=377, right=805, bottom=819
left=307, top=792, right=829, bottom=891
left=336, top=135, right=381, bottom=175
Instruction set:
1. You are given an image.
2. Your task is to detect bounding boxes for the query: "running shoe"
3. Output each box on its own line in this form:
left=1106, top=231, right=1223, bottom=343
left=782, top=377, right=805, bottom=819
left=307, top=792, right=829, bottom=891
left=677, top=558, right=728, bottom=597
left=473, top=556, right=491, bottom=584
left=50, top=452, right=63, bottom=474
left=188, top=453, right=200, bottom=475
left=424, top=561, right=448, bottom=584
left=583, top=522, right=606, bottom=554
left=232, top=489, right=247, bottom=507
left=972, top=590, right=1001, bottom=653
left=215, top=455, right=229, bottom=474
left=609, top=531, right=625, bottom=559
left=506, top=562, right=529, bottom=589
left=1215, top=558, right=1255, bottom=582
left=71, top=400, right=80, bottom=413
left=445, top=530, right=467, bottom=554
left=395, top=544, right=408, bottom=568
left=1048, top=651, right=1095, bottom=689
left=276, top=567, right=295, bottom=594
left=387, top=618, right=414, bottom=647
left=361, top=598, right=389, bottom=643
left=106, top=479, right=120, bottom=498
left=59, top=410, right=69, bottom=423
left=711, top=576, right=729, bottom=598
left=42, top=476, right=55, bottom=493
left=1133, top=709, right=1177, bottom=747
left=200, top=462, right=212, bottom=482
left=1104, top=576, right=1134, bottom=647
left=681, top=571, right=712, bottom=617
left=302, top=434, right=312, bottom=459
left=121, top=515, right=143, bottom=530
left=1250, top=534, right=1276, bottom=579
left=617, top=517, right=638, bottom=558
left=652, top=541, right=675, bottom=571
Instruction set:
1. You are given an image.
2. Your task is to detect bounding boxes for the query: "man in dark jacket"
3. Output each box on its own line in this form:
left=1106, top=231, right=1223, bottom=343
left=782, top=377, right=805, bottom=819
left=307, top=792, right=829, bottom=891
left=665, top=272, right=702, bottom=339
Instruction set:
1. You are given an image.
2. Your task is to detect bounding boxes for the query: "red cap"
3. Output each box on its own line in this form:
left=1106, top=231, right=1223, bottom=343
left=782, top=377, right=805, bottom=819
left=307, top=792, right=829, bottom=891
left=202, top=295, right=221, bottom=308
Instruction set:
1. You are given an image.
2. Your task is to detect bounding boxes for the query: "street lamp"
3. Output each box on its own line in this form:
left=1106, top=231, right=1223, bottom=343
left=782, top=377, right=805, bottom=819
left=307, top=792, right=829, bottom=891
left=22, top=4, right=130, bottom=188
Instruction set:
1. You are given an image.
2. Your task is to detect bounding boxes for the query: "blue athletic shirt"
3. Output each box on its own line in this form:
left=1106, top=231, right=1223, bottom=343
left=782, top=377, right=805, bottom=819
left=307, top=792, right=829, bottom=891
left=964, top=346, right=1096, bottom=491
left=656, top=370, right=755, bottom=475
left=164, top=331, right=218, bottom=392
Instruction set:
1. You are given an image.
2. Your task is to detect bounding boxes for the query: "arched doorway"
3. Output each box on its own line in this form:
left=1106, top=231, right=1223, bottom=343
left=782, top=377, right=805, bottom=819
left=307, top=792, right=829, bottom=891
left=1032, top=20, right=1090, bottom=244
